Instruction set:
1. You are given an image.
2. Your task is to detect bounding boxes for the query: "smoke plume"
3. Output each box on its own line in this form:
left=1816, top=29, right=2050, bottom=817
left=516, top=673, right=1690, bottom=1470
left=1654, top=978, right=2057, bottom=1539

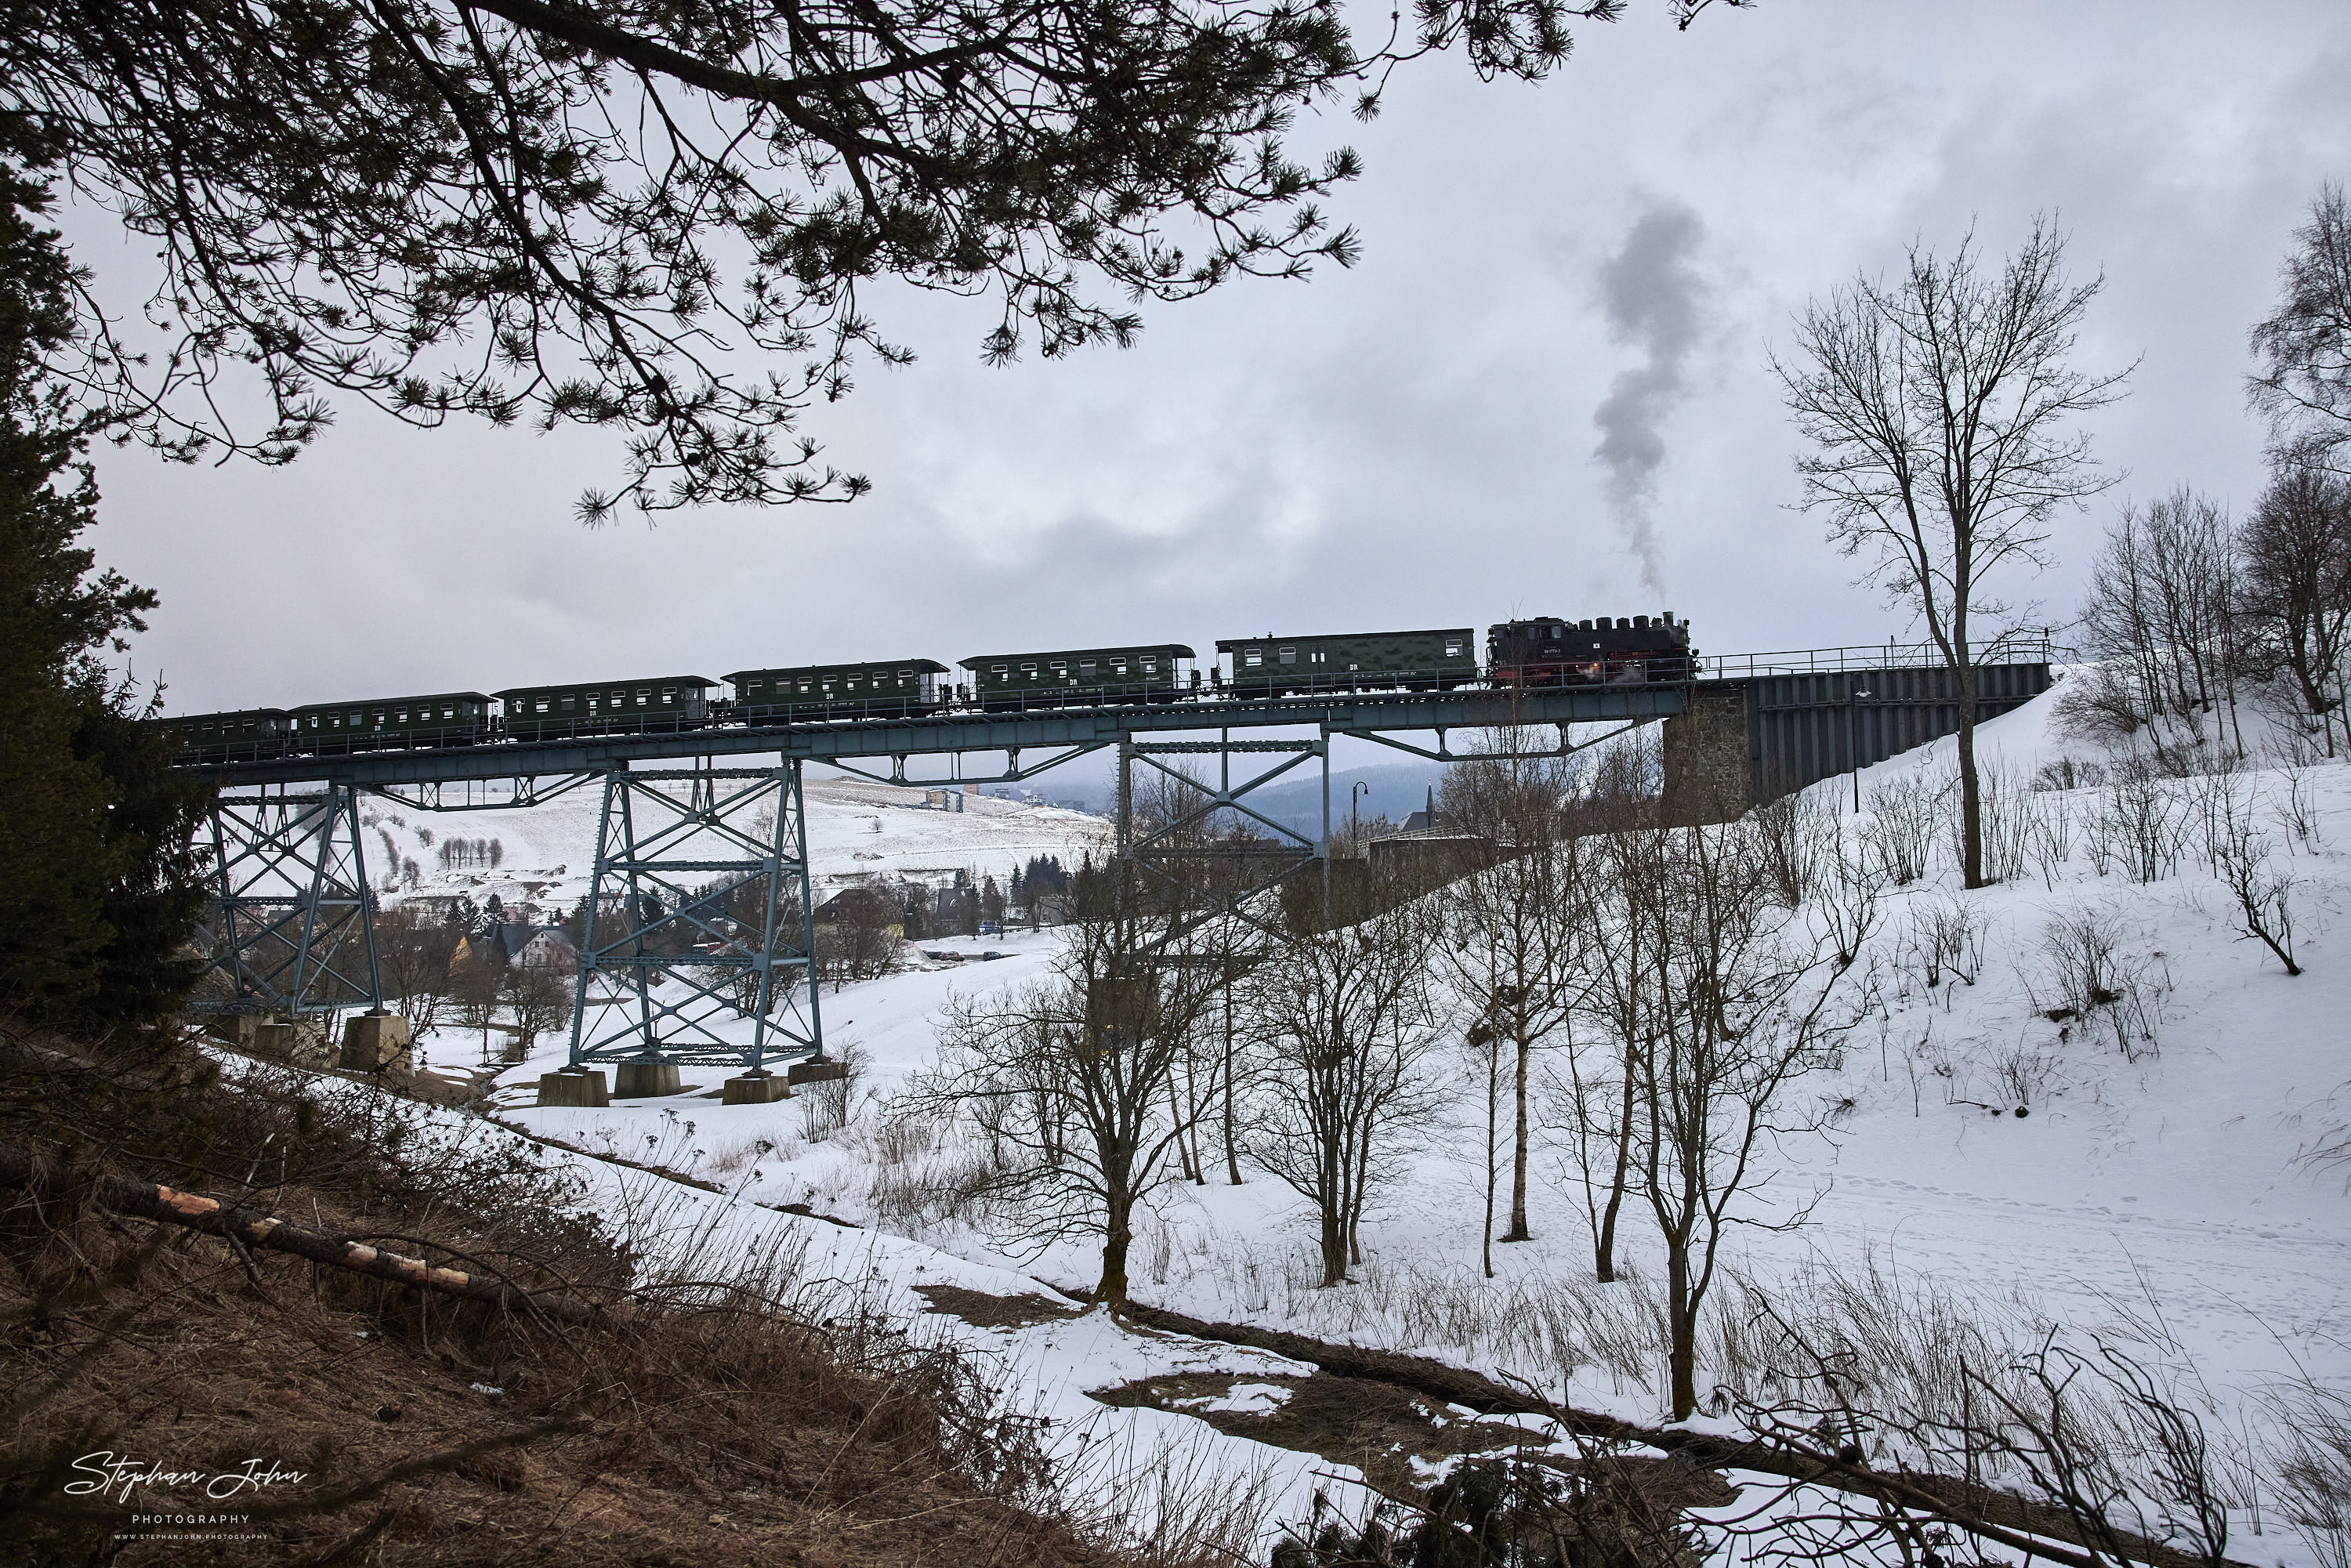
left=1591, top=200, right=1710, bottom=596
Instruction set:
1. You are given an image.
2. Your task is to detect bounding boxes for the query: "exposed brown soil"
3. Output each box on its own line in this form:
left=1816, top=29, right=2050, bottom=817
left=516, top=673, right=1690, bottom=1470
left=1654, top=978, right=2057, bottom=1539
left=1092, top=1368, right=1540, bottom=1497
left=914, top=1284, right=1083, bottom=1331
left=1554, top=1454, right=1736, bottom=1512
left=0, top=1027, right=1118, bottom=1568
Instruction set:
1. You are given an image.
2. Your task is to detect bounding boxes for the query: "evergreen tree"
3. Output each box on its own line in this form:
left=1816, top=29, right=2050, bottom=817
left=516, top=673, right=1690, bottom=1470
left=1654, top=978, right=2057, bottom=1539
left=2, top=0, right=1685, bottom=520
left=0, top=116, right=211, bottom=1027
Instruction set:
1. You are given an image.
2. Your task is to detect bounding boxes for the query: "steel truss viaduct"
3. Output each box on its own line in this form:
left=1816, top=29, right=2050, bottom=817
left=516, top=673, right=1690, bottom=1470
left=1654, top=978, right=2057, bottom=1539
left=187, top=686, right=1686, bottom=1082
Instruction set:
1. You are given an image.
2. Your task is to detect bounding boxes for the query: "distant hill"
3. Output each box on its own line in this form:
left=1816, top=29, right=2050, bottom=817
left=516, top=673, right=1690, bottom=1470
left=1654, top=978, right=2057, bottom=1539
left=1197, top=759, right=1453, bottom=838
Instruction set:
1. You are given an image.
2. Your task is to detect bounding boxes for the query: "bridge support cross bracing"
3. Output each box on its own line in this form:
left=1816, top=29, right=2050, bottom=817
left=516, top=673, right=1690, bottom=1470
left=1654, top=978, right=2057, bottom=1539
left=195, top=786, right=382, bottom=1016
left=1115, top=729, right=1332, bottom=945
left=564, top=758, right=822, bottom=1080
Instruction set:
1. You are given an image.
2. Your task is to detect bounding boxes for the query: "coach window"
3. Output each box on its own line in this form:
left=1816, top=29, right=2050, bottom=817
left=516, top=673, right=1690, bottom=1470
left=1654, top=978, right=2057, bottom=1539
left=1278, top=646, right=1296, bottom=664
left=1244, top=650, right=1262, bottom=668
left=1021, top=663, right=1038, bottom=680
left=1445, top=639, right=1462, bottom=657
left=662, top=687, right=676, bottom=704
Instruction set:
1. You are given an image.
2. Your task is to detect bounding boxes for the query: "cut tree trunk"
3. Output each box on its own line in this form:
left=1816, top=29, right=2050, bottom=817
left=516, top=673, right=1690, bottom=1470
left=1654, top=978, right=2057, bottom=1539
left=0, top=1140, right=619, bottom=1325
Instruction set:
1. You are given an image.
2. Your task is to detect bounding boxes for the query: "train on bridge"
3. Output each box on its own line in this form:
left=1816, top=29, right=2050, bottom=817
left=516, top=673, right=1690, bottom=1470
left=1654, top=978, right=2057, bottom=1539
left=163, top=614, right=1694, bottom=764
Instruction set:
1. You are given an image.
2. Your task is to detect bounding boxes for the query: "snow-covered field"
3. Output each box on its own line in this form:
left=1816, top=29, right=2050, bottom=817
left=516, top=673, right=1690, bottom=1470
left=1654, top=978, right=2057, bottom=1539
left=375, top=678, right=2351, bottom=1561
left=360, top=773, right=1111, bottom=922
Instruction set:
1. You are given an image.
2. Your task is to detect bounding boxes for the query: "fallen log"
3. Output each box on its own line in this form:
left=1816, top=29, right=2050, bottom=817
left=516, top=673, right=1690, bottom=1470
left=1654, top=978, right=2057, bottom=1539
left=1116, top=1298, right=2244, bottom=1568
left=0, top=1139, right=621, bottom=1327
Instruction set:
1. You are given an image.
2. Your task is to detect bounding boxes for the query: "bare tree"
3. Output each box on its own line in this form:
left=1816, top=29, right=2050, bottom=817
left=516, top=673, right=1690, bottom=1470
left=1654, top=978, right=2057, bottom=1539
left=1536, top=732, right=1679, bottom=1287
left=1430, top=737, right=1587, bottom=1249
left=1243, top=889, right=1451, bottom=1286
left=1723, top=1300, right=2237, bottom=1568
left=1458, top=1010, right=1510, bottom=1280
left=904, top=888, right=1217, bottom=1308
left=819, top=885, right=904, bottom=985
left=2208, top=780, right=2302, bottom=977
left=1633, top=821, right=1849, bottom=1419
left=2077, top=487, right=2243, bottom=757
left=1556, top=806, right=1665, bottom=1287
left=447, top=946, right=504, bottom=1063
left=501, top=964, right=574, bottom=1057
left=1775, top=217, right=2130, bottom=887
left=2239, top=463, right=2351, bottom=754
left=2251, top=182, right=2351, bottom=476
left=1121, top=758, right=1295, bottom=1189
left=375, top=904, right=458, bottom=1037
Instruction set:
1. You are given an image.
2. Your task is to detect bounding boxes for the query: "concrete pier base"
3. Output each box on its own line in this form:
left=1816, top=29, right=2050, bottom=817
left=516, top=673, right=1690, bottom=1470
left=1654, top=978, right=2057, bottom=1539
left=255, top=1019, right=331, bottom=1064
left=537, top=1069, right=609, bottom=1107
left=722, top=1072, right=792, bottom=1105
left=614, top=1060, right=683, bottom=1099
left=205, top=1015, right=258, bottom=1048
left=339, top=1010, right=413, bottom=1072
left=788, top=1059, right=849, bottom=1087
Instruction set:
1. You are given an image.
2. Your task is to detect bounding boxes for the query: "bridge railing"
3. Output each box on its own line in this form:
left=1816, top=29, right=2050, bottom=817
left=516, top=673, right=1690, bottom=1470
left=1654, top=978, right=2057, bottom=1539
left=171, top=639, right=2068, bottom=770
left=1697, top=631, right=2056, bottom=680
left=172, top=669, right=1690, bottom=770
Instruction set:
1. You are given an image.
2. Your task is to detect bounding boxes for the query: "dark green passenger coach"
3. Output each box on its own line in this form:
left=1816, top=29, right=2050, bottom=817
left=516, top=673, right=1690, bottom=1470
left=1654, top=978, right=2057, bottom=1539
left=726, top=661, right=950, bottom=722
left=958, top=644, right=1195, bottom=712
left=494, top=676, right=715, bottom=740
left=1214, top=628, right=1477, bottom=697
left=161, top=708, right=293, bottom=762
left=290, top=693, right=493, bottom=751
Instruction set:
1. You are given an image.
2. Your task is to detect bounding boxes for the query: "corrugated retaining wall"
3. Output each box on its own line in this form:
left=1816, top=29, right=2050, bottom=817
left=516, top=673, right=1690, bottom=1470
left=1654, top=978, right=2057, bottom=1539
left=1664, top=661, right=2052, bottom=817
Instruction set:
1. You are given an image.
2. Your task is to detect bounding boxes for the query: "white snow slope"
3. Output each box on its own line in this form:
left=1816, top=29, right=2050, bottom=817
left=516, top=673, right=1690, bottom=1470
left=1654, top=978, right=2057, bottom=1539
left=360, top=775, right=1110, bottom=922
left=393, top=676, right=2351, bottom=1562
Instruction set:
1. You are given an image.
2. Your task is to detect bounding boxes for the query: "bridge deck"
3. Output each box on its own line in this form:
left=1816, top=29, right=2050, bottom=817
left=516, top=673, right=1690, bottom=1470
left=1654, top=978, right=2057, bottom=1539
left=194, top=685, right=1690, bottom=788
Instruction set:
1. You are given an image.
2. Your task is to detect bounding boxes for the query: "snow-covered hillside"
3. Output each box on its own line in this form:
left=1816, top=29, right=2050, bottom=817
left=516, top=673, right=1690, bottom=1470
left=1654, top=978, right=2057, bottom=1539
left=444, top=675, right=2351, bottom=1563
left=358, top=774, right=1110, bottom=924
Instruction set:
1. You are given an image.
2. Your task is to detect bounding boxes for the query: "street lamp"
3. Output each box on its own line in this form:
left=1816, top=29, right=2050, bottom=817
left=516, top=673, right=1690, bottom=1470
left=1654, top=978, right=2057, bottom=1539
left=1848, top=683, right=1873, bottom=812
left=1350, top=779, right=1371, bottom=844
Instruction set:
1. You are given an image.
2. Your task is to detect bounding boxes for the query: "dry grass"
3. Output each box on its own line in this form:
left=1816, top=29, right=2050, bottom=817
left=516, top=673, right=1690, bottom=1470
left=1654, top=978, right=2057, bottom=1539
left=0, top=1023, right=1121, bottom=1568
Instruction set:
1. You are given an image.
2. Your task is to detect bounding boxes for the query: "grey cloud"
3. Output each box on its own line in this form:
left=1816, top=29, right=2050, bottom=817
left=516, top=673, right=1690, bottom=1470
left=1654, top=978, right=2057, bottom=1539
left=76, top=2, right=2351, bottom=712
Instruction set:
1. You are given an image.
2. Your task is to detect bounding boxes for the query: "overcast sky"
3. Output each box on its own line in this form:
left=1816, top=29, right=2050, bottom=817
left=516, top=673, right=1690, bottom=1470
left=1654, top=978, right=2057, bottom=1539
left=78, top=0, right=2351, bottom=718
